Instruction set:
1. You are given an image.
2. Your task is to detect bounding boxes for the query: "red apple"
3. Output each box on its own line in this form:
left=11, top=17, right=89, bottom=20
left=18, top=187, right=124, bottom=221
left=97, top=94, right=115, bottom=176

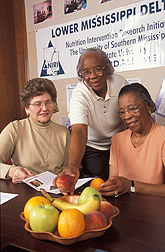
left=56, top=174, right=74, bottom=193
left=85, top=211, right=107, bottom=231
left=99, top=201, right=116, bottom=220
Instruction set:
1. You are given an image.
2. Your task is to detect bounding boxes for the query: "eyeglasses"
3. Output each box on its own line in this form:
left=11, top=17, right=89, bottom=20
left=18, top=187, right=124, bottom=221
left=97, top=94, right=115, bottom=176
left=81, top=66, right=105, bottom=78
left=117, top=101, right=146, bottom=118
left=29, top=100, right=54, bottom=109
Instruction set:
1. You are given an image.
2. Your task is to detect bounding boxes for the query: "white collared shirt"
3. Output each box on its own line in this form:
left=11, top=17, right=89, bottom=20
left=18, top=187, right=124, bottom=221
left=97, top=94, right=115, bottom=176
left=69, top=73, right=128, bottom=150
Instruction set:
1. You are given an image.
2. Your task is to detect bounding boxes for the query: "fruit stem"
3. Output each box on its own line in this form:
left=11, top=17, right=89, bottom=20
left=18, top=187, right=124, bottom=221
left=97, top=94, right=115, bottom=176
left=40, top=189, right=54, bottom=203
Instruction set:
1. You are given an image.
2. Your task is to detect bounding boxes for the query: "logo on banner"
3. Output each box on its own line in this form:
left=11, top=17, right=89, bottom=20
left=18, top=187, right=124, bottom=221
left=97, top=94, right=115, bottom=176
left=40, top=41, right=65, bottom=77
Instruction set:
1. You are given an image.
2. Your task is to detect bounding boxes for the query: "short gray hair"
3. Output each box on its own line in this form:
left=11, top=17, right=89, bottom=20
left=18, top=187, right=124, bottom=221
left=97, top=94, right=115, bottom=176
left=76, top=48, right=114, bottom=81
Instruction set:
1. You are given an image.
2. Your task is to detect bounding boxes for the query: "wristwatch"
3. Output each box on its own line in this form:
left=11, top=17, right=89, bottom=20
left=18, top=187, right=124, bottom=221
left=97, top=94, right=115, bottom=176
left=130, top=180, right=135, bottom=193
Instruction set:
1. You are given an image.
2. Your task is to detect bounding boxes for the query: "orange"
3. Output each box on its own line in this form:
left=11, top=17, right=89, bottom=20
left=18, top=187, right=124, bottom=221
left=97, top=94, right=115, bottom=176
left=58, top=208, right=85, bottom=238
left=24, top=196, right=51, bottom=220
left=90, top=177, right=104, bottom=190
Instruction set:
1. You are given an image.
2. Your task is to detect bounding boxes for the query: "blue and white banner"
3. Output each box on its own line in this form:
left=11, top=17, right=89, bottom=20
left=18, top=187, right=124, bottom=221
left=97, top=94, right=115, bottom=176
left=36, top=0, right=165, bottom=80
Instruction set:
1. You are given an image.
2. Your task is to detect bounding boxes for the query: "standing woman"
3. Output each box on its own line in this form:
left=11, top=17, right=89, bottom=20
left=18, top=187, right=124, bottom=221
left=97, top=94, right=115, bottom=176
left=0, top=78, right=70, bottom=183
left=99, top=83, right=165, bottom=197
left=53, top=48, right=128, bottom=193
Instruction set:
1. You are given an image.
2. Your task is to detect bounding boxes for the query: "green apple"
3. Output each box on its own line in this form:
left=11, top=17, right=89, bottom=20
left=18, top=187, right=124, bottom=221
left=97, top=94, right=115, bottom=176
left=29, top=204, right=59, bottom=232
left=78, top=186, right=102, bottom=205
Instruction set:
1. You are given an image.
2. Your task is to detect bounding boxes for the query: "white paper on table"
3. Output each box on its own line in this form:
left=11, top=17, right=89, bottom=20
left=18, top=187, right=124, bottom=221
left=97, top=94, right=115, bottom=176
left=0, top=192, right=18, bottom=205
left=23, top=171, right=94, bottom=194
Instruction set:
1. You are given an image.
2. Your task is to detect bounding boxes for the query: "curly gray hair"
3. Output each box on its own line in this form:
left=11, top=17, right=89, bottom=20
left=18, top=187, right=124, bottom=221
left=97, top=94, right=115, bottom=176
left=76, top=48, right=114, bottom=81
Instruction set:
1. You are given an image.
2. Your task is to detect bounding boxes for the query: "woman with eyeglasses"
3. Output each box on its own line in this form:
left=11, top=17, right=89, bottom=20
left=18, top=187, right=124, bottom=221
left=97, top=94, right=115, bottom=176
left=98, top=83, right=165, bottom=197
left=53, top=48, right=128, bottom=194
left=0, top=78, right=70, bottom=183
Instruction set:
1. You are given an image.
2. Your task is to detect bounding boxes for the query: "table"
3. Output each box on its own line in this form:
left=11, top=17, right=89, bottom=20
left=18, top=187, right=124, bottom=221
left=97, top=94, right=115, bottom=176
left=1, top=179, right=165, bottom=252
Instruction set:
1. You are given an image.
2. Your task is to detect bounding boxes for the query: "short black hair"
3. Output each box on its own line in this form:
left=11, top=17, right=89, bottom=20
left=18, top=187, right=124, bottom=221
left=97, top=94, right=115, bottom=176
left=119, top=83, right=156, bottom=113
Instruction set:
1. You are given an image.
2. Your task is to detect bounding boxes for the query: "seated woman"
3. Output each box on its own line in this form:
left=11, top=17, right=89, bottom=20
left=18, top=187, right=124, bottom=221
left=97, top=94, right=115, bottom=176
left=0, top=78, right=70, bottom=183
left=99, top=83, right=165, bottom=197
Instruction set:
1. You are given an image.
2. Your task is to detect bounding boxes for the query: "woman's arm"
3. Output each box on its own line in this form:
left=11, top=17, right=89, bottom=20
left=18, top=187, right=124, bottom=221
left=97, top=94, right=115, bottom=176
left=53, top=123, right=88, bottom=194
left=62, top=128, right=71, bottom=168
left=99, top=165, right=165, bottom=197
left=7, top=166, right=33, bottom=183
left=68, top=123, right=88, bottom=171
left=0, top=122, right=33, bottom=182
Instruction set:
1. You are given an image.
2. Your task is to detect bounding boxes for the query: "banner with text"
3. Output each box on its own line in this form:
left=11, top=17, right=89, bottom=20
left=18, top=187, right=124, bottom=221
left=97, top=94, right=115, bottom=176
left=36, top=0, right=165, bottom=80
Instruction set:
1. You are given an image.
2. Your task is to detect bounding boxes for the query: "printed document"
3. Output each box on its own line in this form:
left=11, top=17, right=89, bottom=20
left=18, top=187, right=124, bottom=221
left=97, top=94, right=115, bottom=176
left=23, top=171, right=93, bottom=194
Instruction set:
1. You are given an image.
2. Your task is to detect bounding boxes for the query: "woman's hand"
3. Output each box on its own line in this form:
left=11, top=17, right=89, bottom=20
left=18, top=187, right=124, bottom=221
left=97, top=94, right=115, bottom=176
left=98, top=176, right=132, bottom=197
left=7, top=166, right=33, bottom=184
left=53, top=164, right=80, bottom=195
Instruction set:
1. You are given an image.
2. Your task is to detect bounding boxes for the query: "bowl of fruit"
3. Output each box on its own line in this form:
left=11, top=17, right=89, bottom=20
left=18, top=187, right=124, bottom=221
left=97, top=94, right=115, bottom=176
left=20, top=186, right=119, bottom=245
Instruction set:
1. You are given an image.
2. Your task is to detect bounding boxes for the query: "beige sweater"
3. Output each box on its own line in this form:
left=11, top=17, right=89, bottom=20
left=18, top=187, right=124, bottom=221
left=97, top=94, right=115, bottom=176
left=0, top=118, right=70, bottom=178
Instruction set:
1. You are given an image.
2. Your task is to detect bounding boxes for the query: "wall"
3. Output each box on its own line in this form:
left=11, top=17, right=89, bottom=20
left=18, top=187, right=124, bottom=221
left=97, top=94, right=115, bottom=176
left=0, top=0, right=27, bottom=132
left=24, top=0, right=165, bottom=126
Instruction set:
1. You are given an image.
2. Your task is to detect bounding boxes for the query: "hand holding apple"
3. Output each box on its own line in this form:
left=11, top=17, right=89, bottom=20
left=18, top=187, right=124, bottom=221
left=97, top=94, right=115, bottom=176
left=55, top=174, right=75, bottom=193
left=29, top=204, right=59, bottom=232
